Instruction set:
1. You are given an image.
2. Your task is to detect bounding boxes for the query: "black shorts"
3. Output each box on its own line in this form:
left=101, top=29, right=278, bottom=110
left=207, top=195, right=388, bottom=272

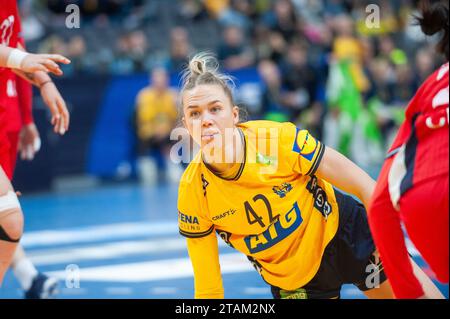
left=271, top=190, right=387, bottom=299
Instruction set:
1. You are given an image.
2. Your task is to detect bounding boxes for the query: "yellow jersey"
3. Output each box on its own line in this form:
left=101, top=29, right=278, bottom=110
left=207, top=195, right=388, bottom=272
left=135, top=87, right=177, bottom=139
left=178, top=121, right=340, bottom=298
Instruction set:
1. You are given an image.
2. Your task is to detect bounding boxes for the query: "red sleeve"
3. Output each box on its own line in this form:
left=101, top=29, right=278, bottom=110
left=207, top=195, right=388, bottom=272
left=368, top=158, right=424, bottom=299
left=16, top=73, right=33, bottom=125
left=16, top=38, right=33, bottom=125
left=13, top=0, right=22, bottom=47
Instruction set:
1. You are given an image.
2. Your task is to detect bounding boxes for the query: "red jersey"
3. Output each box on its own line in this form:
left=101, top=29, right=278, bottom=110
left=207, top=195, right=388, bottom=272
left=387, top=62, right=449, bottom=208
left=0, top=0, right=21, bottom=131
left=7, top=39, right=33, bottom=133
left=369, top=63, right=449, bottom=299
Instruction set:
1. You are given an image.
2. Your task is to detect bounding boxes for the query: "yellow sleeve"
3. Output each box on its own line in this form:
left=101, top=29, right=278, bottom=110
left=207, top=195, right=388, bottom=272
left=178, top=180, right=214, bottom=238
left=178, top=178, right=223, bottom=298
left=186, top=233, right=224, bottom=299
left=281, top=122, right=325, bottom=176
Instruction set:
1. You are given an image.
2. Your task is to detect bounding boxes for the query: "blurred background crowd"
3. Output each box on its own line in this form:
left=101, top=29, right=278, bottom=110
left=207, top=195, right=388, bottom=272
left=15, top=0, right=447, bottom=189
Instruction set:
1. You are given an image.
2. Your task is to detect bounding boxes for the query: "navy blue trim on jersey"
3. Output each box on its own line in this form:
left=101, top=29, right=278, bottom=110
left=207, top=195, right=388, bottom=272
left=306, top=142, right=325, bottom=176
left=202, top=128, right=247, bottom=181
left=179, top=225, right=214, bottom=238
left=385, top=147, right=402, bottom=159
left=400, top=113, right=420, bottom=197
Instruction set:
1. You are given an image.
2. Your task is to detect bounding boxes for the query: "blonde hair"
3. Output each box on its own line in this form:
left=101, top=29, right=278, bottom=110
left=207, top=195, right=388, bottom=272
left=180, top=52, right=235, bottom=106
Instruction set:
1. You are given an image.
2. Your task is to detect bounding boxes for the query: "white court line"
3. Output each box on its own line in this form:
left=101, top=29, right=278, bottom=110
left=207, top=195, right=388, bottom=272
left=21, top=221, right=178, bottom=248
left=243, top=287, right=270, bottom=295
left=27, top=237, right=225, bottom=266
left=27, top=238, right=187, bottom=266
left=105, top=287, right=134, bottom=295
left=46, top=253, right=254, bottom=282
left=22, top=222, right=420, bottom=269
left=60, top=288, right=89, bottom=295
left=150, top=287, right=179, bottom=295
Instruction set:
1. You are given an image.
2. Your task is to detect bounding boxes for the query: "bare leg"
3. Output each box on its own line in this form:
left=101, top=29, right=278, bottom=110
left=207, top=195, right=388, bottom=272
left=11, top=244, right=38, bottom=291
left=11, top=244, right=26, bottom=262
left=0, top=167, right=23, bottom=285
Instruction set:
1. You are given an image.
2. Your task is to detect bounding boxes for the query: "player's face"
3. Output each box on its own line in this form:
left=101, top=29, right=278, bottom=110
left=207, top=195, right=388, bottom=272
left=182, top=84, right=239, bottom=149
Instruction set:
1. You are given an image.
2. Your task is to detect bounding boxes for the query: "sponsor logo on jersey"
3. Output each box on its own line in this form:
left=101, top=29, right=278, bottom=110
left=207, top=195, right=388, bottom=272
left=244, top=201, right=303, bottom=254
left=272, top=182, right=293, bottom=198
left=306, top=176, right=332, bottom=219
left=212, top=209, right=236, bottom=221
left=178, top=212, right=199, bottom=225
left=292, top=129, right=318, bottom=161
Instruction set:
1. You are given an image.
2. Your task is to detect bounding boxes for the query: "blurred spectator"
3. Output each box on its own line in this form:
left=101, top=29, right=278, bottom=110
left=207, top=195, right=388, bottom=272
left=134, top=68, right=178, bottom=184
left=217, top=0, right=254, bottom=33
left=217, top=25, right=255, bottom=70
left=19, top=0, right=45, bottom=42
left=258, top=59, right=290, bottom=122
left=281, top=43, right=318, bottom=116
left=377, top=34, right=408, bottom=67
left=332, top=14, right=370, bottom=93
left=378, top=34, right=396, bottom=60
left=280, top=42, right=323, bottom=136
left=65, top=35, right=89, bottom=74
left=167, top=27, right=191, bottom=74
left=359, top=36, right=376, bottom=66
left=252, top=24, right=271, bottom=61
left=322, top=0, right=348, bottom=18
left=368, top=57, right=396, bottom=105
left=128, top=30, right=150, bottom=72
left=110, top=33, right=135, bottom=74
left=109, top=30, right=150, bottom=74
left=204, top=0, right=229, bottom=18
left=292, top=0, right=324, bottom=26
left=393, top=63, right=417, bottom=104
left=177, top=0, right=209, bottom=22
left=262, top=0, right=303, bottom=43
left=38, top=34, right=67, bottom=55
left=415, top=47, right=437, bottom=83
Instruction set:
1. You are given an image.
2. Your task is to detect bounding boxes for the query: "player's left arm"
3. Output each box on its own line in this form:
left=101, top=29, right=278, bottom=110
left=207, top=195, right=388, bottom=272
left=14, top=39, right=41, bottom=160
left=315, top=146, right=375, bottom=210
left=16, top=73, right=41, bottom=160
left=13, top=43, right=70, bottom=135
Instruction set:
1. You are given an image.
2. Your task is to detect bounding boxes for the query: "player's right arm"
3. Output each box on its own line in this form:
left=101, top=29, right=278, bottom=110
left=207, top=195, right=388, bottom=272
left=0, top=44, right=70, bottom=75
left=186, top=234, right=224, bottom=299
left=178, top=177, right=224, bottom=298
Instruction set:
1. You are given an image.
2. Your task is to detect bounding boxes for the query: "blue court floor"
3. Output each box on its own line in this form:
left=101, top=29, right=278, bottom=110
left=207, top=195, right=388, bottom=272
left=0, top=183, right=448, bottom=299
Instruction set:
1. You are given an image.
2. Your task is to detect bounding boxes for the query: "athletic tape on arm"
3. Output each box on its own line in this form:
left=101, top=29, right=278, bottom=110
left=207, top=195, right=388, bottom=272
left=0, top=191, right=21, bottom=213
